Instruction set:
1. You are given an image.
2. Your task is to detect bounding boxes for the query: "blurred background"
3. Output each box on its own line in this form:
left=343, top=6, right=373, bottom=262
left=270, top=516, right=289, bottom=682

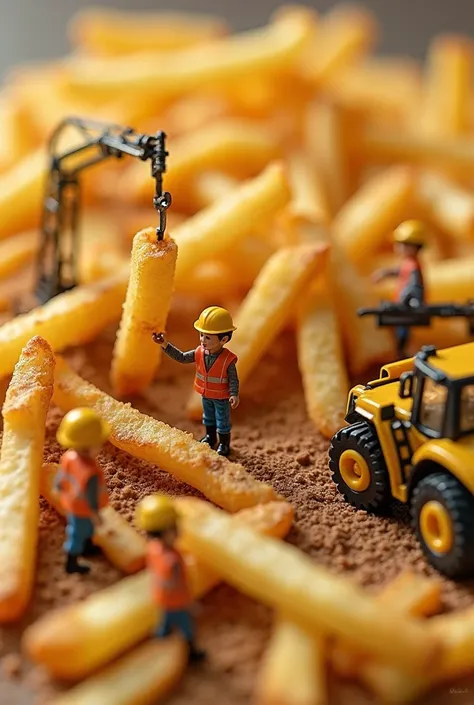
left=1, top=0, right=474, bottom=76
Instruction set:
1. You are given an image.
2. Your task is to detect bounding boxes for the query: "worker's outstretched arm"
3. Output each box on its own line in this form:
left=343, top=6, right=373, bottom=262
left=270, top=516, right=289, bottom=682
left=371, top=266, right=400, bottom=283
left=152, top=333, right=196, bottom=364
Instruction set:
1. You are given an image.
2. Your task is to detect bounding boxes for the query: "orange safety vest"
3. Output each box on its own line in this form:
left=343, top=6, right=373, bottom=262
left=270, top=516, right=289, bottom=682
left=194, top=346, right=238, bottom=400
left=57, top=450, right=109, bottom=518
left=147, top=541, right=191, bottom=610
left=397, top=256, right=424, bottom=301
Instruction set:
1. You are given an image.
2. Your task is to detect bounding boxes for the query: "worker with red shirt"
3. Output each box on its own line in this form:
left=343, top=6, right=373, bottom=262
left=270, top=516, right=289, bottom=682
left=153, top=306, right=239, bottom=456
left=372, top=220, right=426, bottom=357
left=136, top=493, right=205, bottom=662
left=55, top=408, right=110, bottom=575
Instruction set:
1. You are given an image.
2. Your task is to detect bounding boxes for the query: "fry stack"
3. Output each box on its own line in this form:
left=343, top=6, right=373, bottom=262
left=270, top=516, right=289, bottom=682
left=0, top=4, right=473, bottom=705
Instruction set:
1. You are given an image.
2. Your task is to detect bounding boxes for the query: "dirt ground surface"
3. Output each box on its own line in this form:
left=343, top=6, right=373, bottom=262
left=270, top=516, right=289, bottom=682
left=2, top=298, right=474, bottom=705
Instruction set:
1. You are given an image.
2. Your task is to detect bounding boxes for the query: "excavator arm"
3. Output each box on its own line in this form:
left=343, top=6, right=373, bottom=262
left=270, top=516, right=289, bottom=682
left=36, top=117, right=171, bottom=303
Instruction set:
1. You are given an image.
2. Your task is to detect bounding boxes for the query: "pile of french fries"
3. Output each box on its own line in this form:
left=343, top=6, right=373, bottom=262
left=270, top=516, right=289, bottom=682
left=1, top=4, right=474, bottom=704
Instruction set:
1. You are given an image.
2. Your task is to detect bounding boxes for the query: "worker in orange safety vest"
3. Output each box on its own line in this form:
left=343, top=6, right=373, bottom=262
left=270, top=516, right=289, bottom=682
left=152, top=306, right=239, bottom=456
left=372, top=220, right=426, bottom=357
left=136, top=493, right=205, bottom=662
left=55, top=407, right=110, bottom=574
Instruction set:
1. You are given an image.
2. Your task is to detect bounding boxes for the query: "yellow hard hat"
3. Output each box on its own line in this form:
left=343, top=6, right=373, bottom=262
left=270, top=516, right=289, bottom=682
left=57, top=408, right=110, bottom=450
left=393, top=220, right=426, bottom=247
left=194, top=306, right=236, bottom=335
left=135, top=494, right=177, bottom=533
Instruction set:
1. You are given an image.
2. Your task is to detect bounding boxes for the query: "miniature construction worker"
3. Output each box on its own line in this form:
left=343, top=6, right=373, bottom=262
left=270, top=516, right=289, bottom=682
left=152, top=306, right=239, bottom=456
left=372, top=219, right=426, bottom=357
left=135, top=493, right=205, bottom=662
left=55, top=408, right=110, bottom=575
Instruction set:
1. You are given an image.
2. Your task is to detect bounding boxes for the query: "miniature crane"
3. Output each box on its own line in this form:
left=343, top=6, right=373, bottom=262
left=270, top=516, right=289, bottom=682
left=36, top=117, right=171, bottom=304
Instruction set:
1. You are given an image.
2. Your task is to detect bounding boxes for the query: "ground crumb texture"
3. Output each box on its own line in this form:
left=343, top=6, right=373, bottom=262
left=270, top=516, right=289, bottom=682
left=1, top=300, right=474, bottom=705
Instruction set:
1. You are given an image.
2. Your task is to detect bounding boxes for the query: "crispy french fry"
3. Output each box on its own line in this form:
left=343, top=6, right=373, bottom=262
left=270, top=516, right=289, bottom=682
left=53, top=357, right=279, bottom=512
left=364, top=124, right=474, bottom=173
left=324, top=57, right=421, bottom=124
left=360, top=607, right=474, bottom=703
left=70, top=8, right=228, bottom=56
left=177, top=499, right=439, bottom=673
left=111, top=230, right=177, bottom=397
left=79, top=244, right=129, bottom=285
left=23, top=500, right=293, bottom=680
left=374, top=256, right=474, bottom=303
left=173, top=162, right=290, bottom=287
left=175, top=260, right=241, bottom=299
left=50, top=636, right=187, bottom=705
left=0, top=269, right=129, bottom=379
left=66, top=10, right=315, bottom=97
left=302, top=5, right=377, bottom=85
left=191, top=171, right=240, bottom=211
left=419, top=35, right=473, bottom=137
left=256, top=618, right=326, bottom=705
left=0, top=91, right=29, bottom=172
left=416, top=170, right=474, bottom=240
left=0, top=231, right=38, bottom=280
left=333, top=165, right=415, bottom=265
left=297, top=277, right=349, bottom=439
left=41, top=463, right=146, bottom=574
left=0, top=147, right=45, bottom=238
left=162, top=95, right=229, bottom=137
left=332, top=570, right=442, bottom=680
left=284, top=150, right=331, bottom=228
left=0, top=336, right=54, bottom=622
left=123, top=119, right=280, bottom=208
left=304, top=101, right=351, bottom=216
left=187, top=243, right=328, bottom=419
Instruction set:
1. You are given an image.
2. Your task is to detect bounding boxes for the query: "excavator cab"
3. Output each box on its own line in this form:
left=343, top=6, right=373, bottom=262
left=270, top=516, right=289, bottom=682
left=329, top=342, right=474, bottom=578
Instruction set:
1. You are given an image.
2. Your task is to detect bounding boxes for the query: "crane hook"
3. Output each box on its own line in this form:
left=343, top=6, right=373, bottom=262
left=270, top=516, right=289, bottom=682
left=154, top=191, right=172, bottom=240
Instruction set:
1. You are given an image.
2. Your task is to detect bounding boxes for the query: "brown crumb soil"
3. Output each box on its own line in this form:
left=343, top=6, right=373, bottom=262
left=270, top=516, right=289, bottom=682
left=1, top=298, right=474, bottom=705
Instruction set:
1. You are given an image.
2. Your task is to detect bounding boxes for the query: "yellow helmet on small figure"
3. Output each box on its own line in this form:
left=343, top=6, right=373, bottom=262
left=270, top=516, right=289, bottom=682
left=57, top=408, right=110, bottom=451
left=393, top=220, right=426, bottom=248
left=194, top=306, right=236, bottom=335
left=136, top=494, right=177, bottom=533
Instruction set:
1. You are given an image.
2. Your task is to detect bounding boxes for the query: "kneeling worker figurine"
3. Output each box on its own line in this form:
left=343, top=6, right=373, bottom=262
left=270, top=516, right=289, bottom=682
left=136, top=493, right=205, bottom=661
left=153, top=305, right=239, bottom=456
left=55, top=408, right=110, bottom=575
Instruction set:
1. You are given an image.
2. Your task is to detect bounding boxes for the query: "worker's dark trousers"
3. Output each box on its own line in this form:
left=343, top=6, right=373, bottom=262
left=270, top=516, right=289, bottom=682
left=396, top=326, right=410, bottom=358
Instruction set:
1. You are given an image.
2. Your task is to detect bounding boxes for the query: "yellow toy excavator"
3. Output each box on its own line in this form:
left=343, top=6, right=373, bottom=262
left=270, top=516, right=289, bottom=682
left=329, top=342, right=474, bottom=578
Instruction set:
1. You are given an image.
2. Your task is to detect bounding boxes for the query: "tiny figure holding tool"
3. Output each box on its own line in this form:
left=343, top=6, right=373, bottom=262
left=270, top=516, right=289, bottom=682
left=136, top=494, right=205, bottom=662
left=55, top=408, right=110, bottom=574
left=153, top=306, right=239, bottom=456
left=371, top=219, right=426, bottom=357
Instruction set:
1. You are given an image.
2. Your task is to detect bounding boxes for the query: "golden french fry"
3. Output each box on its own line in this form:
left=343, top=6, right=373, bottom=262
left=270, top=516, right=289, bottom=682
left=284, top=150, right=331, bottom=228
left=162, top=95, right=229, bottom=137
left=0, top=91, right=30, bottom=172
left=256, top=618, right=327, bottom=705
left=0, top=147, right=45, bottom=238
left=302, top=5, right=377, bottom=85
left=416, top=170, right=474, bottom=240
left=191, top=171, right=240, bottom=211
left=304, top=101, right=352, bottom=216
left=23, top=500, right=293, bottom=680
left=374, top=256, right=474, bottom=303
left=418, top=35, right=474, bottom=137
left=41, top=463, right=146, bottom=574
left=111, top=230, right=177, bottom=397
left=173, top=162, right=290, bottom=288
left=177, top=499, right=439, bottom=673
left=187, top=243, right=328, bottom=419
left=0, top=336, right=54, bottom=622
left=79, top=244, right=129, bottom=285
left=332, top=570, right=442, bottom=680
left=175, top=260, right=241, bottom=298
left=53, top=357, right=279, bottom=512
left=69, top=7, right=229, bottom=56
left=0, top=231, right=39, bottom=280
left=324, top=57, right=421, bottom=124
left=123, top=119, right=280, bottom=208
left=360, top=606, right=474, bottom=703
left=333, top=165, right=415, bottom=265
left=66, top=10, right=315, bottom=97
left=410, top=318, right=469, bottom=350
left=364, top=124, right=474, bottom=173
left=0, top=269, right=129, bottom=379
left=50, top=636, right=187, bottom=705
left=297, top=277, right=349, bottom=439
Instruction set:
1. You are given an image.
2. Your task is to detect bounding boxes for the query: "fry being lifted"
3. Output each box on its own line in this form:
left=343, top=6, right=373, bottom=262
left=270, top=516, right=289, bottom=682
left=0, top=336, right=54, bottom=622
left=153, top=306, right=239, bottom=457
